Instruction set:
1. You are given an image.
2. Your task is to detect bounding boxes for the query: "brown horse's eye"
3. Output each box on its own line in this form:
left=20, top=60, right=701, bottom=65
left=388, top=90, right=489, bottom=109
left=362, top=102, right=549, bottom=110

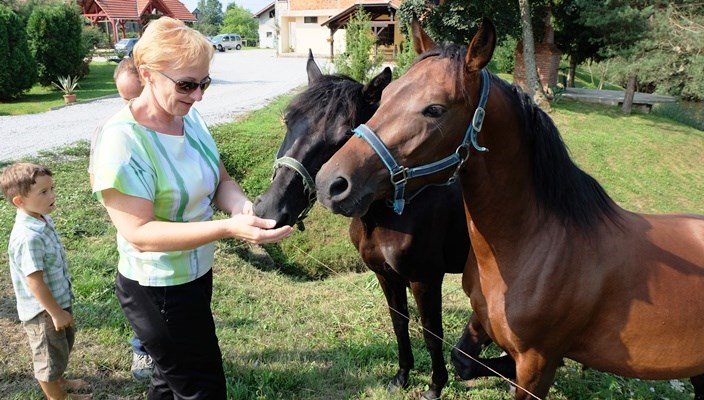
left=422, top=105, right=446, bottom=118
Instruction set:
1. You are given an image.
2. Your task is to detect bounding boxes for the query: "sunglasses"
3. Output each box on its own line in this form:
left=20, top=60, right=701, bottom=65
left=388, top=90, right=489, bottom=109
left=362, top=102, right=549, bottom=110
left=155, top=70, right=211, bottom=94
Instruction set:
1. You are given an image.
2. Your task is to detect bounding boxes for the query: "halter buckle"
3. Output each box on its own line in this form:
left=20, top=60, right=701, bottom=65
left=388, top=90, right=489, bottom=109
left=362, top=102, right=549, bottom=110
left=472, top=106, right=486, bottom=132
left=390, top=168, right=408, bottom=186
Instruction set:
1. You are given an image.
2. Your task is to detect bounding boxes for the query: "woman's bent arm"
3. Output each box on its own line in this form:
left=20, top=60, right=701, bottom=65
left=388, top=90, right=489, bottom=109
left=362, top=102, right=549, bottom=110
left=101, top=188, right=292, bottom=252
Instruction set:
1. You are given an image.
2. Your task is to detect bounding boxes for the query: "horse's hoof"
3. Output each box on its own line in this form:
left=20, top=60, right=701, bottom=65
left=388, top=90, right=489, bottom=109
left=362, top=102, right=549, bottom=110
left=420, top=388, right=441, bottom=400
left=388, top=371, right=410, bottom=390
left=386, top=381, right=402, bottom=393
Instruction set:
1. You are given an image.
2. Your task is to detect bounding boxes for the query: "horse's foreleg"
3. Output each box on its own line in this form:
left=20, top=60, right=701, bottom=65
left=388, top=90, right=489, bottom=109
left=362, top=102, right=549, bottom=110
left=410, top=280, right=449, bottom=400
left=452, top=313, right=516, bottom=380
left=375, top=272, right=413, bottom=391
left=513, top=352, right=559, bottom=400
left=691, top=374, right=704, bottom=400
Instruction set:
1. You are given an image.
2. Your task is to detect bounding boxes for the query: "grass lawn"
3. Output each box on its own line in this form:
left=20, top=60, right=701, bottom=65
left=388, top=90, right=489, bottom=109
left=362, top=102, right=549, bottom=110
left=0, top=87, right=702, bottom=399
left=0, top=61, right=118, bottom=116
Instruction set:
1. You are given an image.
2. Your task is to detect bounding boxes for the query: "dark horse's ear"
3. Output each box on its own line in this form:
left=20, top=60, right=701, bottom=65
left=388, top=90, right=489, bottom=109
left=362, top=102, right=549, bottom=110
left=465, top=17, right=496, bottom=73
left=307, top=49, right=323, bottom=84
left=411, top=17, right=436, bottom=54
left=362, top=67, right=392, bottom=104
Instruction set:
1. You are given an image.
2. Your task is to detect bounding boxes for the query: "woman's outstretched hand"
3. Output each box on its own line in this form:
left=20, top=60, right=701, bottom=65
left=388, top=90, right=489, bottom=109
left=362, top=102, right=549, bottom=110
left=227, top=213, right=293, bottom=244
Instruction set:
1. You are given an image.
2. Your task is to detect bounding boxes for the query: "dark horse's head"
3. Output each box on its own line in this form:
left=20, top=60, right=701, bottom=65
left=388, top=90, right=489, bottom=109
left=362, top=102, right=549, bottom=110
left=253, top=50, right=392, bottom=228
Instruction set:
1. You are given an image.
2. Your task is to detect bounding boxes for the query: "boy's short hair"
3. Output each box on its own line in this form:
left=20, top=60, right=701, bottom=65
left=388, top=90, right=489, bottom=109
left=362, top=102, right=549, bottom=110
left=0, top=162, right=53, bottom=202
left=114, top=57, right=138, bottom=80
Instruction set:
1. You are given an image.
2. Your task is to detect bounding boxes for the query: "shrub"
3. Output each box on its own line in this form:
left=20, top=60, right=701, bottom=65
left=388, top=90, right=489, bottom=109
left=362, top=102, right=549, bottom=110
left=0, top=4, right=37, bottom=100
left=82, top=24, right=111, bottom=50
left=392, top=25, right=416, bottom=79
left=333, top=7, right=382, bottom=83
left=492, top=35, right=517, bottom=74
left=26, top=3, right=89, bottom=86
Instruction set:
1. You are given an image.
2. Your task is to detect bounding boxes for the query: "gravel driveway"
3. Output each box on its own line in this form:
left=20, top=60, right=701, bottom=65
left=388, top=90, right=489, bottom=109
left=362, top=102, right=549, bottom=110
left=0, top=50, right=320, bottom=162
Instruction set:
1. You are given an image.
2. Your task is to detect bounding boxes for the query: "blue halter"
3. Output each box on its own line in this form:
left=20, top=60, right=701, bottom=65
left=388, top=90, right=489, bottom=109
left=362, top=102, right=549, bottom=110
left=352, top=68, right=491, bottom=215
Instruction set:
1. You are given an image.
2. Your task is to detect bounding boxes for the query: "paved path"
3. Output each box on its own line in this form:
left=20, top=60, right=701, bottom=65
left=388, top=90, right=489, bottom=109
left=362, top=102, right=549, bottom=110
left=0, top=50, right=320, bottom=162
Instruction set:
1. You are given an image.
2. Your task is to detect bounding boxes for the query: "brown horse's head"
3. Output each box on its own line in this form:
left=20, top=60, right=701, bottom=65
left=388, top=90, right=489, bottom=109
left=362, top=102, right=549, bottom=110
left=316, top=18, right=497, bottom=217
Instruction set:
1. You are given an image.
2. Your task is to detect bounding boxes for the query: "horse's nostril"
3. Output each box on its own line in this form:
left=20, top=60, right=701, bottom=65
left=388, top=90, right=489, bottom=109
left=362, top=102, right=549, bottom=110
left=329, top=176, right=349, bottom=198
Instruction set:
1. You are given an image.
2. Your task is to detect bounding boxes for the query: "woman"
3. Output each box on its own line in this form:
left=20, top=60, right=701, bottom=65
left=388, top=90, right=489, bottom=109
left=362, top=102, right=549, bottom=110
left=91, top=17, right=292, bottom=399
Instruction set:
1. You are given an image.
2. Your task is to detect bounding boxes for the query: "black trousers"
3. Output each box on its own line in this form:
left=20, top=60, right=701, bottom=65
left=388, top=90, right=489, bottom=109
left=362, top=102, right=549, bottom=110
left=116, top=270, right=226, bottom=400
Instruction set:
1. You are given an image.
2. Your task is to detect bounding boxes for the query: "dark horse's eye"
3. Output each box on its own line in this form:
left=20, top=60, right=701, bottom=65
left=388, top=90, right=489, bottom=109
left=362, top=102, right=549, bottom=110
left=422, top=105, right=446, bottom=118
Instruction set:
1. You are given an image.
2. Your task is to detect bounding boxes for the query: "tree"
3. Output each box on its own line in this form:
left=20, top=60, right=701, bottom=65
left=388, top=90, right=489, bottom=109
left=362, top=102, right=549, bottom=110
left=26, top=3, right=88, bottom=86
left=333, top=7, right=382, bottom=83
left=551, top=0, right=602, bottom=87
left=0, top=4, right=36, bottom=100
left=605, top=1, right=704, bottom=102
left=518, top=0, right=550, bottom=110
left=398, top=0, right=550, bottom=110
left=221, top=3, right=258, bottom=44
left=194, top=0, right=223, bottom=37
left=398, top=0, right=522, bottom=44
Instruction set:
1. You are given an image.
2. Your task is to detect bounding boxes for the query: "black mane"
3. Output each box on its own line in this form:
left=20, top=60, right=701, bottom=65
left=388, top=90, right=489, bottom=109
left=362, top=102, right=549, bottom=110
left=285, top=74, right=363, bottom=132
left=278, top=74, right=365, bottom=158
left=422, top=43, right=619, bottom=228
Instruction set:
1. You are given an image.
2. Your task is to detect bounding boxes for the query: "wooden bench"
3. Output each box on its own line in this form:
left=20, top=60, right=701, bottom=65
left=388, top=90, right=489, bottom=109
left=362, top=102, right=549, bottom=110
left=561, top=88, right=676, bottom=112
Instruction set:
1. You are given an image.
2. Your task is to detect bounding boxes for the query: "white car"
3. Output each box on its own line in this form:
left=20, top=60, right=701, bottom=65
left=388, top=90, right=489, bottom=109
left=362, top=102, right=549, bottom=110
left=211, top=34, right=242, bottom=52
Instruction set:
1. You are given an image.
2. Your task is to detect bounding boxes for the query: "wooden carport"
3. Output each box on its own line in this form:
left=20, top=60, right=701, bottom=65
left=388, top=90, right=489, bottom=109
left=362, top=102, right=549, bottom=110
left=78, top=0, right=196, bottom=44
left=321, top=1, right=400, bottom=60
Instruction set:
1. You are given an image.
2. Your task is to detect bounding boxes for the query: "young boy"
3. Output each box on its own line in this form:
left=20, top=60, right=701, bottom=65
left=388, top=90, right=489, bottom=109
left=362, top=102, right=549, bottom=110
left=1, top=163, right=91, bottom=400
left=90, top=57, right=154, bottom=381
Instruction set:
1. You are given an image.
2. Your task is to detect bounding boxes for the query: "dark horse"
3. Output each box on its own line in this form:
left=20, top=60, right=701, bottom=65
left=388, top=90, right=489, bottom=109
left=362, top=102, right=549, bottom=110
left=315, top=18, right=704, bottom=400
left=254, top=52, right=515, bottom=399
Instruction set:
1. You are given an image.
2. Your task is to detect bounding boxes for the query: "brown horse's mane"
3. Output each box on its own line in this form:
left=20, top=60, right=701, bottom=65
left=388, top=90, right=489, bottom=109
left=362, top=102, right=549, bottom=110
left=418, top=43, right=620, bottom=228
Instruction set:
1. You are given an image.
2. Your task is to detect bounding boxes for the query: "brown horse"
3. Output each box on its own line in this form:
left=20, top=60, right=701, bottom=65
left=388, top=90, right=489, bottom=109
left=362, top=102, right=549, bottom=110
left=315, top=18, right=704, bottom=400
left=254, top=51, right=515, bottom=399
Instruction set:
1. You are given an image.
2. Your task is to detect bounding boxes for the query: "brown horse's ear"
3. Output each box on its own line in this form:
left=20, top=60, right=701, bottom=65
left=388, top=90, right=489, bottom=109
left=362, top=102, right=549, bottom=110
left=465, top=17, right=497, bottom=73
left=363, top=67, right=392, bottom=103
left=411, top=17, right=436, bottom=54
left=307, top=48, right=323, bottom=84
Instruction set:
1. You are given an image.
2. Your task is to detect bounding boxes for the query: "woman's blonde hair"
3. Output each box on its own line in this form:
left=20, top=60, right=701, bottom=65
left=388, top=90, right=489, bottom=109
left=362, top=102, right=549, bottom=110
left=133, top=17, right=213, bottom=73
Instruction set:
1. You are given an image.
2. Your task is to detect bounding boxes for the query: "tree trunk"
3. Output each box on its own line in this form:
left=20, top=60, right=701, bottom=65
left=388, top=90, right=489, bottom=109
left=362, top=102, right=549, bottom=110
left=568, top=56, right=577, bottom=88
left=518, top=0, right=551, bottom=111
left=622, top=74, right=637, bottom=115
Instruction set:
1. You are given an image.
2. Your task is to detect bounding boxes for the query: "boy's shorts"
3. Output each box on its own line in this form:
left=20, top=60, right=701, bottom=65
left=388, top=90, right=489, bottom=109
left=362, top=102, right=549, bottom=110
left=21, top=308, right=75, bottom=382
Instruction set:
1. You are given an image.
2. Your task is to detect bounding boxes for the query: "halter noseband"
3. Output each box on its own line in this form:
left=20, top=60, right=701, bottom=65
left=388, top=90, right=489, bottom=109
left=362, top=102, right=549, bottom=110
left=352, top=68, right=491, bottom=215
left=272, top=156, right=317, bottom=229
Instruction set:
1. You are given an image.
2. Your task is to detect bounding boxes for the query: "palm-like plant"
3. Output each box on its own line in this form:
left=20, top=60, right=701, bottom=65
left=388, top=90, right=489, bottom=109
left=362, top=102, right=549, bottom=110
left=52, top=75, right=80, bottom=95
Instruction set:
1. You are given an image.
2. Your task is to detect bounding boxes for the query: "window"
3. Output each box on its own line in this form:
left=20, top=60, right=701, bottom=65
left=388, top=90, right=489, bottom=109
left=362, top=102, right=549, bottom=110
left=304, top=16, right=318, bottom=24
left=266, top=32, right=272, bottom=38
left=375, top=26, right=395, bottom=46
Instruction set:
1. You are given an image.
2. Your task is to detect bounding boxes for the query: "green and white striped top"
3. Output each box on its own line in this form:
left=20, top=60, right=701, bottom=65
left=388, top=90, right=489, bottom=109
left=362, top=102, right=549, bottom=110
left=92, top=104, right=220, bottom=287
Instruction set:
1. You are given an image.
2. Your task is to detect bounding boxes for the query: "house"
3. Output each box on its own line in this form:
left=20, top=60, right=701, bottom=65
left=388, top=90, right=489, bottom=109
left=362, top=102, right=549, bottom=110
left=80, top=0, right=196, bottom=43
left=254, top=2, right=277, bottom=49
left=272, top=0, right=402, bottom=59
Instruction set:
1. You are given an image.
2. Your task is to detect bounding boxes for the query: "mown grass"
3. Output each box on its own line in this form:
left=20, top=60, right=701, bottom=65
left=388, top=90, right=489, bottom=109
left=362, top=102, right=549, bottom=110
left=0, top=88, right=703, bottom=399
left=0, top=61, right=118, bottom=116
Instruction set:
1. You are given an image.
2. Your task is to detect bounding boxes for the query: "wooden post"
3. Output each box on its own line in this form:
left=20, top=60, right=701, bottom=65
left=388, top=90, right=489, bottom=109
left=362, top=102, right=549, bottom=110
left=622, top=74, right=636, bottom=115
